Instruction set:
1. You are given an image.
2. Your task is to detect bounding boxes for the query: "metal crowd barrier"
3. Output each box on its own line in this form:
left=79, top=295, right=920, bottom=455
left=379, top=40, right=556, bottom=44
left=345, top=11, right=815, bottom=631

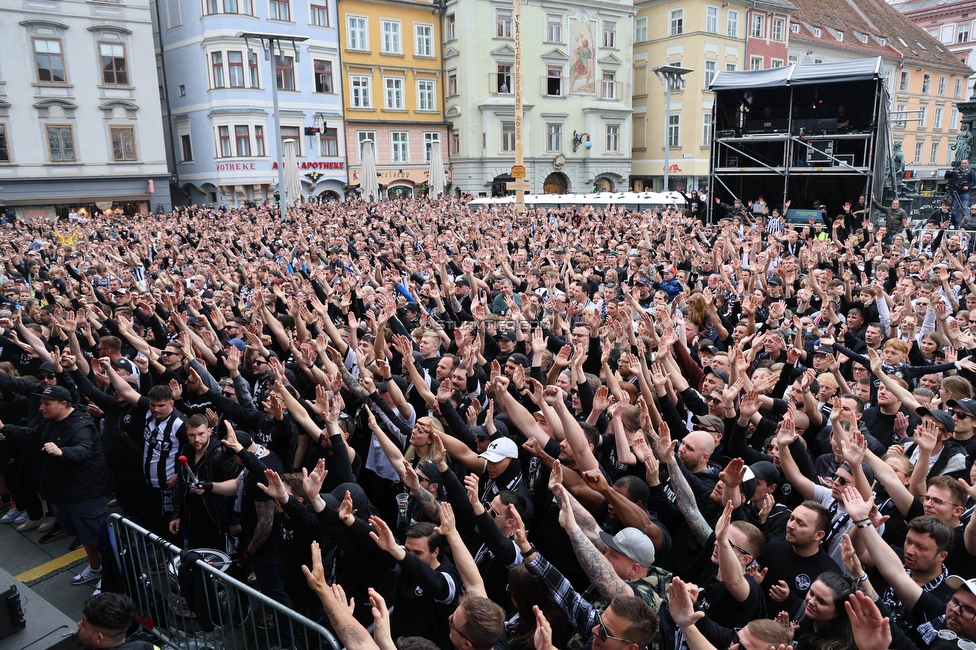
left=106, top=514, right=341, bottom=650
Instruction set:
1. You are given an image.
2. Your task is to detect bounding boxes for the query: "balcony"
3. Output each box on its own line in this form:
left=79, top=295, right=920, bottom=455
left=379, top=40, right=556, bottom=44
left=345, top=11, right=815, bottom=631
left=542, top=75, right=567, bottom=97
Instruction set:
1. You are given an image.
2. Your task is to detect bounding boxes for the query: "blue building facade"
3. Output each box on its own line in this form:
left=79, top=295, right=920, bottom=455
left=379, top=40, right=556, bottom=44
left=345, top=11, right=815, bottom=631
left=153, top=0, right=346, bottom=206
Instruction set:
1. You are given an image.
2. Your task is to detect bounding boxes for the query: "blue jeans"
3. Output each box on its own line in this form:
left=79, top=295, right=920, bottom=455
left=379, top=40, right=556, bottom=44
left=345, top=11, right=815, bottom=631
left=252, top=550, right=292, bottom=647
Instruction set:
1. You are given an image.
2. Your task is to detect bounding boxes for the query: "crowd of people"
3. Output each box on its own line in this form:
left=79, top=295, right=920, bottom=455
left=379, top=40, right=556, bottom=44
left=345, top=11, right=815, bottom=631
left=3, top=186, right=976, bottom=650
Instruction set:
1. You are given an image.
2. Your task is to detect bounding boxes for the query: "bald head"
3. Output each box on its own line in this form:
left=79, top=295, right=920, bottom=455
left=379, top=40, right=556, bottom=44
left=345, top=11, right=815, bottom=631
left=679, top=431, right=716, bottom=472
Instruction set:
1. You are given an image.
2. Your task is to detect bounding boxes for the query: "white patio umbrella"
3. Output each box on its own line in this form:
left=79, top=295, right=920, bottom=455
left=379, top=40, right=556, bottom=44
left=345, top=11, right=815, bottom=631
left=283, top=139, right=302, bottom=208
left=360, top=139, right=380, bottom=203
left=428, top=140, right=445, bottom=199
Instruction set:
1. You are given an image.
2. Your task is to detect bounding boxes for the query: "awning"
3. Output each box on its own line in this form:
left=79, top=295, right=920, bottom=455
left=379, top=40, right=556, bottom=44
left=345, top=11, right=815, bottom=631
left=710, top=56, right=883, bottom=90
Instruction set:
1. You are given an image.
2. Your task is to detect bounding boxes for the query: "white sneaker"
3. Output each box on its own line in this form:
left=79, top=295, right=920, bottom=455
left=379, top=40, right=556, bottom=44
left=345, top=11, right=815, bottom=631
left=71, top=565, right=102, bottom=585
left=37, top=516, right=57, bottom=533
left=91, top=579, right=102, bottom=597
left=16, top=517, right=42, bottom=532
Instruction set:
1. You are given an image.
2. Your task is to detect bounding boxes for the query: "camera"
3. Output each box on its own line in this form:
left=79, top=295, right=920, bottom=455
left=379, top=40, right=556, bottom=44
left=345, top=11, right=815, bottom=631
left=946, top=161, right=961, bottom=191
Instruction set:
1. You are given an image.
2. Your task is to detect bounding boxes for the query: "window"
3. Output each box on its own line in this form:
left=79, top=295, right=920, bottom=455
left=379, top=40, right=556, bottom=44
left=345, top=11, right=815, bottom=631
left=930, top=142, right=939, bottom=164
left=788, top=55, right=797, bottom=64
left=416, top=24, right=433, bottom=56
left=381, top=20, right=402, bottom=54
left=34, top=39, right=66, bottom=83
left=934, top=107, right=943, bottom=129
left=895, top=103, right=906, bottom=127
left=235, top=125, right=250, bottom=156
left=922, top=74, right=931, bottom=94
left=391, top=131, right=409, bottom=162
left=269, top=0, right=289, bottom=20
left=497, top=9, right=512, bottom=38
left=180, top=133, right=192, bottom=161
left=447, top=71, right=457, bottom=96
left=310, top=3, right=328, bottom=26
left=727, top=10, right=738, bottom=37
left=314, top=60, right=333, bottom=93
left=218, top=126, right=231, bottom=157
left=706, top=6, right=718, bottom=33
left=249, top=50, right=260, bottom=87
left=418, top=79, right=435, bottom=110
left=603, top=21, right=616, bottom=48
left=606, top=124, right=620, bottom=152
left=501, top=121, right=515, bottom=151
left=772, top=17, right=784, bottom=41
left=211, top=52, right=225, bottom=88
left=451, top=130, right=459, bottom=155
left=959, top=24, right=970, bottom=43
left=750, top=56, right=763, bottom=70
left=276, top=55, right=295, bottom=90
left=497, top=63, right=512, bottom=93
left=0, top=125, right=8, bottom=162
left=635, top=17, right=647, bottom=42
left=385, top=77, right=404, bottom=109
left=919, top=105, right=927, bottom=128
left=347, top=16, right=368, bottom=50
left=791, top=22, right=800, bottom=33
left=602, top=71, right=616, bottom=99
left=546, top=66, right=562, bottom=96
left=914, top=142, right=923, bottom=163
left=281, top=126, right=301, bottom=156
left=702, top=112, right=712, bottom=146
left=546, top=123, right=562, bottom=152
left=206, top=0, right=218, bottom=15
left=667, top=114, right=679, bottom=148
left=446, top=14, right=455, bottom=40
left=110, top=126, right=135, bottom=162
left=726, top=63, right=737, bottom=71
left=228, top=51, right=244, bottom=87
left=751, top=14, right=764, bottom=38
left=424, top=132, right=439, bottom=162
left=320, top=128, right=338, bottom=156
left=956, top=78, right=963, bottom=98
left=941, top=25, right=954, bottom=44
left=951, top=108, right=959, bottom=130
left=704, top=60, right=716, bottom=88
left=900, top=71, right=909, bottom=91
left=547, top=14, right=563, bottom=43
left=350, top=75, right=371, bottom=107
left=938, top=76, right=947, bottom=95
left=669, top=9, right=683, bottom=36
left=99, top=43, right=128, bottom=85
left=770, top=59, right=783, bottom=68
left=254, top=126, right=265, bottom=156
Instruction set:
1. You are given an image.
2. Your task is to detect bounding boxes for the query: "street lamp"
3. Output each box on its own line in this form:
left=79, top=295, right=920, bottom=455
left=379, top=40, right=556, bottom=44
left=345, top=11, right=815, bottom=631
left=238, top=31, right=308, bottom=220
left=653, top=65, right=693, bottom=192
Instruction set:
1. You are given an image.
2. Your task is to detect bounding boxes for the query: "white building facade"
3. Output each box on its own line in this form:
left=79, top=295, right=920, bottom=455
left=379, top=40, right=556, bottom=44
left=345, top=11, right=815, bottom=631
left=0, top=0, right=172, bottom=218
left=444, top=0, right=636, bottom=196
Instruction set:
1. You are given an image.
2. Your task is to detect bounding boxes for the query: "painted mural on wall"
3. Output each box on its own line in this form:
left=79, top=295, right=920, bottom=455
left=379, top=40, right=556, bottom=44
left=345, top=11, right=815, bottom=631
left=570, top=12, right=595, bottom=95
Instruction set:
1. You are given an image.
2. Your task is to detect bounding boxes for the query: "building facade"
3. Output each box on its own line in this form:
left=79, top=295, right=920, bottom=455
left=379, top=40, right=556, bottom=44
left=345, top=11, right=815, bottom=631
left=445, top=0, right=635, bottom=196
left=154, top=0, right=346, bottom=207
left=631, top=0, right=753, bottom=191
left=337, top=0, right=448, bottom=199
left=895, top=0, right=976, bottom=106
left=743, top=0, right=794, bottom=72
left=0, top=0, right=171, bottom=218
left=787, top=0, right=971, bottom=183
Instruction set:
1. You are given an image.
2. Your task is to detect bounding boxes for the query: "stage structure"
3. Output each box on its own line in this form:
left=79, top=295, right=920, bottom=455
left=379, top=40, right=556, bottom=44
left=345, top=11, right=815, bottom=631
left=707, top=58, right=889, bottom=223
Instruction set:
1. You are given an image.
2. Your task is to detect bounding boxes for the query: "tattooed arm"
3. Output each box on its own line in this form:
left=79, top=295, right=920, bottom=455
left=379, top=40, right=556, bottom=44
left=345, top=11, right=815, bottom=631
left=247, top=499, right=275, bottom=555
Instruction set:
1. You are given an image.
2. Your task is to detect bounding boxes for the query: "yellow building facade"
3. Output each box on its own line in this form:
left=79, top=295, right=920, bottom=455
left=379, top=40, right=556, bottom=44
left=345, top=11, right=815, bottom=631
left=630, top=0, right=748, bottom=191
left=338, top=0, right=449, bottom=197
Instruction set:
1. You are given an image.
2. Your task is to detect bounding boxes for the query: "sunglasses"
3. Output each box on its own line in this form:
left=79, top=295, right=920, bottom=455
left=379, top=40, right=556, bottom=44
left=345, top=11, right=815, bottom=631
left=598, top=620, right=635, bottom=646
left=728, top=539, right=750, bottom=556
left=706, top=397, right=723, bottom=405
left=829, top=473, right=850, bottom=486
left=951, top=410, right=974, bottom=420
left=161, top=351, right=180, bottom=357
left=38, top=373, right=56, bottom=380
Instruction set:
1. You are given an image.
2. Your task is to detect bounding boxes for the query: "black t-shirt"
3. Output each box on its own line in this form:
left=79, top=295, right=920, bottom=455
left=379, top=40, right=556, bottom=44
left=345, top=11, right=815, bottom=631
left=758, top=537, right=841, bottom=614
left=240, top=448, right=285, bottom=556
left=696, top=533, right=765, bottom=628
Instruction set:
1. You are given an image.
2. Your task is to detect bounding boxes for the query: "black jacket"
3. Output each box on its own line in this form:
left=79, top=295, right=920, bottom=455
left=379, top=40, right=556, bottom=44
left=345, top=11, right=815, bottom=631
left=2, top=408, right=111, bottom=504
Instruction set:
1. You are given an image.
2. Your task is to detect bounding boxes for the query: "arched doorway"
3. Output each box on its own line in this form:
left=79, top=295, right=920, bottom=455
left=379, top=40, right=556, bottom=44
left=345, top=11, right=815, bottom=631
left=387, top=183, right=414, bottom=199
left=317, top=190, right=342, bottom=202
left=543, top=172, right=568, bottom=194
left=491, top=175, right=514, bottom=196
left=595, top=177, right=614, bottom=192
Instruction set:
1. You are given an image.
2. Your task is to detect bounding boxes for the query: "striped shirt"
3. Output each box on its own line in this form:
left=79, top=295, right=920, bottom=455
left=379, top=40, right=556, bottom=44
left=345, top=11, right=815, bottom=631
left=142, top=405, right=187, bottom=488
